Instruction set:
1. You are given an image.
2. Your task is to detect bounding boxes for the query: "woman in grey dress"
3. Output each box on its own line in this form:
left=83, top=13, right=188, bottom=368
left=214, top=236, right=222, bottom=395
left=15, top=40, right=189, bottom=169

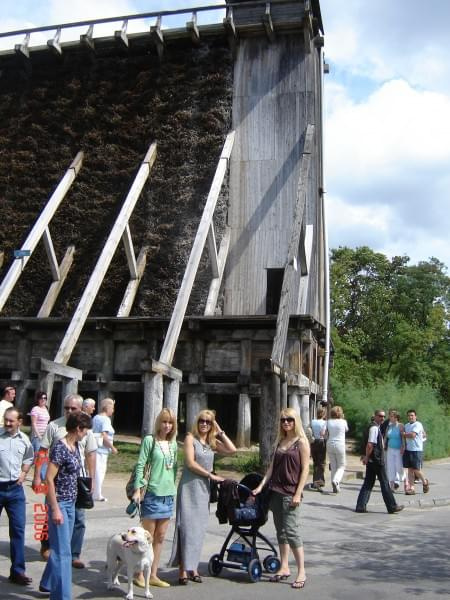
left=169, top=409, right=236, bottom=584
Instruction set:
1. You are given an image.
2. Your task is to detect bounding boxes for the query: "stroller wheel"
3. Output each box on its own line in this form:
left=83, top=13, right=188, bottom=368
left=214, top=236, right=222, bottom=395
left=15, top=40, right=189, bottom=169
left=263, top=555, right=281, bottom=573
left=248, top=558, right=262, bottom=582
left=208, top=554, right=223, bottom=577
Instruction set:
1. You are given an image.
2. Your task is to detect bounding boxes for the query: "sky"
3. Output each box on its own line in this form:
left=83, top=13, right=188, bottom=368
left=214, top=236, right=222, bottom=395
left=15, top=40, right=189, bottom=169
left=1, top=0, right=449, bottom=270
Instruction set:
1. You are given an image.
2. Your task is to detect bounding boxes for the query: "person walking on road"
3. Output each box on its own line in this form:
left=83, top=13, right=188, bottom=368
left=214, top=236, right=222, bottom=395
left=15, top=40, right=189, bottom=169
left=403, top=409, right=429, bottom=495
left=253, top=408, right=310, bottom=589
left=0, top=407, right=34, bottom=585
left=309, top=407, right=327, bottom=490
left=355, top=409, right=404, bottom=514
left=326, top=406, right=348, bottom=493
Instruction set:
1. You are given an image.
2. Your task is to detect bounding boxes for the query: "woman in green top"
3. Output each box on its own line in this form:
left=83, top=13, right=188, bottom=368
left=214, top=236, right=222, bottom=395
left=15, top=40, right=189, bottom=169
left=132, top=408, right=178, bottom=588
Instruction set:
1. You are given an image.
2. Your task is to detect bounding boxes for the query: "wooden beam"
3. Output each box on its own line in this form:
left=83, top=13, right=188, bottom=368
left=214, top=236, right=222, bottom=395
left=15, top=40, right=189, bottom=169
left=0, top=152, right=83, bottom=313
left=47, top=28, right=62, bottom=56
left=42, top=227, right=60, bottom=281
left=122, top=224, right=138, bottom=279
left=262, top=3, right=276, bottom=43
left=40, top=358, right=82, bottom=381
left=37, top=245, right=75, bottom=318
left=150, top=16, right=164, bottom=59
left=159, top=131, right=235, bottom=366
left=204, top=227, right=230, bottom=316
left=223, top=7, right=236, bottom=38
left=114, top=20, right=129, bottom=49
left=117, top=247, right=147, bottom=317
left=80, top=24, right=95, bottom=52
left=207, top=224, right=219, bottom=278
left=53, top=143, right=157, bottom=366
left=271, top=124, right=315, bottom=369
left=186, top=12, right=200, bottom=45
left=140, top=358, right=183, bottom=381
left=14, top=33, right=30, bottom=58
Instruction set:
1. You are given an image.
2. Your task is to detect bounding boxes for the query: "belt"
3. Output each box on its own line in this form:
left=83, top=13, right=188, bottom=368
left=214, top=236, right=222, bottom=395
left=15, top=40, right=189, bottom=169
left=0, top=480, right=19, bottom=489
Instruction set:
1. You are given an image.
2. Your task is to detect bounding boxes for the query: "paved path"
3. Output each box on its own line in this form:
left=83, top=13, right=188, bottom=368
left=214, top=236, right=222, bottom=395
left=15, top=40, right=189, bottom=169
left=1, top=458, right=449, bottom=599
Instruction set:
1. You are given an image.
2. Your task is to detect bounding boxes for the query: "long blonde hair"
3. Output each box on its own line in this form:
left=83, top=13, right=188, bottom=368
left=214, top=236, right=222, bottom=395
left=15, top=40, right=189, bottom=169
left=191, top=409, right=218, bottom=450
left=154, top=408, right=177, bottom=442
left=276, top=407, right=308, bottom=444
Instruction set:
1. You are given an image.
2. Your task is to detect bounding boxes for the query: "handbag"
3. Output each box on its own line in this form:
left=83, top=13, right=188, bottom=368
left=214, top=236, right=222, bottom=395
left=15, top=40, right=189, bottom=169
left=75, top=446, right=94, bottom=509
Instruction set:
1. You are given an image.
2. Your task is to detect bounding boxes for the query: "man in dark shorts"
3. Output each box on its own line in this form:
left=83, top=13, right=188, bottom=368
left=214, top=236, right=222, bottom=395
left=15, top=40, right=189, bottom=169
left=403, top=409, right=429, bottom=495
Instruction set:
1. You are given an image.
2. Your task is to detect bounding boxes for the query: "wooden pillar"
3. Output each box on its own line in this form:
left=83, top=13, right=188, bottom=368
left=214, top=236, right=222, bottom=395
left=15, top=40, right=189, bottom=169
left=186, top=386, right=207, bottom=431
left=164, top=378, right=180, bottom=419
left=300, top=393, right=310, bottom=430
left=288, top=390, right=301, bottom=414
left=98, top=336, right=114, bottom=402
left=15, top=336, right=32, bottom=411
left=62, top=378, right=79, bottom=399
left=142, top=372, right=163, bottom=436
left=236, top=393, right=251, bottom=447
left=281, top=379, right=288, bottom=410
left=236, top=339, right=252, bottom=447
left=259, top=367, right=280, bottom=471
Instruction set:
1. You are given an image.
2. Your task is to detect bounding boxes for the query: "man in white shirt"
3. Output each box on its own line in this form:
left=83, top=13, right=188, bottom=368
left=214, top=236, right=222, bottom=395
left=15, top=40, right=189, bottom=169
left=0, top=407, right=34, bottom=585
left=355, top=409, right=404, bottom=514
left=403, top=409, right=429, bottom=495
left=0, top=385, right=16, bottom=430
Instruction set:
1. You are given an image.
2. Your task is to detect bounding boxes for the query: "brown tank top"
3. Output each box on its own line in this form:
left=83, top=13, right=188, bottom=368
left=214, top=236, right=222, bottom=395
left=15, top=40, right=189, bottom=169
left=269, top=440, right=302, bottom=495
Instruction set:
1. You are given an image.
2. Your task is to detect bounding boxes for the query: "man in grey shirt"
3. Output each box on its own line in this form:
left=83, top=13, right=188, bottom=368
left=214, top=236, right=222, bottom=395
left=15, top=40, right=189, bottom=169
left=0, top=407, right=34, bottom=585
left=32, top=393, right=97, bottom=568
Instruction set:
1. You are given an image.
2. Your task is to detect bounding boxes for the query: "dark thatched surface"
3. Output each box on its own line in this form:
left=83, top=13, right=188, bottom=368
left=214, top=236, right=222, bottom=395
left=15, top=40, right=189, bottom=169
left=0, top=39, right=232, bottom=317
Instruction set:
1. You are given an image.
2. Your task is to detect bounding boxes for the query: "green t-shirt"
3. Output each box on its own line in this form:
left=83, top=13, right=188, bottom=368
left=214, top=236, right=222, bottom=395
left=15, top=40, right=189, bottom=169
left=134, top=435, right=177, bottom=497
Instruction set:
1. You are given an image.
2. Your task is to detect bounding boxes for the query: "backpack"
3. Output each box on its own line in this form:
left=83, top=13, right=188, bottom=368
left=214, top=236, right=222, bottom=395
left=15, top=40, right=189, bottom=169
left=361, top=422, right=384, bottom=466
left=125, top=435, right=155, bottom=500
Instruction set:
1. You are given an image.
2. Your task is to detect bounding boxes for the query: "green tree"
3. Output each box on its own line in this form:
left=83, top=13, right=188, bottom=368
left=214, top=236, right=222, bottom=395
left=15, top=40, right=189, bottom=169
left=330, top=247, right=449, bottom=403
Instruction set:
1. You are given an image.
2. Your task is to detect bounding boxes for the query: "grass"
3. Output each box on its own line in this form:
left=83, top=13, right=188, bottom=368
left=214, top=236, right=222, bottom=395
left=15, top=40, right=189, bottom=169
left=107, top=441, right=261, bottom=476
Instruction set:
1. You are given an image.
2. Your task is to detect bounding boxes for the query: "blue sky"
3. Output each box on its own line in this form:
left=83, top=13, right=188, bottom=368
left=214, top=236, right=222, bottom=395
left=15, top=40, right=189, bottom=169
left=1, top=0, right=449, bottom=270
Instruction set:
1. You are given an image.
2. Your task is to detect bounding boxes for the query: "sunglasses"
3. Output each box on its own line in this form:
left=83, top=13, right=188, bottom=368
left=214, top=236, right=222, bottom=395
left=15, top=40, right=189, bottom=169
left=198, top=419, right=212, bottom=425
left=280, top=417, right=295, bottom=423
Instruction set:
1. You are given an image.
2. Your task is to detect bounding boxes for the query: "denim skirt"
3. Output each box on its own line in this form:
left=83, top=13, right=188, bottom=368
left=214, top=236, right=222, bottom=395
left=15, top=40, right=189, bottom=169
left=141, top=492, right=174, bottom=520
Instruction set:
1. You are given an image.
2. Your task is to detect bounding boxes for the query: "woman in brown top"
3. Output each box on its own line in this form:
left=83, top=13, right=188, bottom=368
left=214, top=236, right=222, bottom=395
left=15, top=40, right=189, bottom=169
left=253, top=408, right=310, bottom=589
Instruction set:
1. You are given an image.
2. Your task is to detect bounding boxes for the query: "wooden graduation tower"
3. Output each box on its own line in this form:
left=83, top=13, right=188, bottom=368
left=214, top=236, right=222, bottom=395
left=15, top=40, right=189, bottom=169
left=0, top=1, right=327, bottom=455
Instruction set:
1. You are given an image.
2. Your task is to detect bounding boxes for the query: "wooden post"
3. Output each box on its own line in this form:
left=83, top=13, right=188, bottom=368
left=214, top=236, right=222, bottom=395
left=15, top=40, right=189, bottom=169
left=281, top=378, right=288, bottom=410
left=53, top=143, right=156, bottom=366
left=236, top=339, right=252, bottom=447
left=0, top=152, right=83, bottom=313
left=271, top=125, right=314, bottom=369
left=15, top=337, right=32, bottom=412
left=300, top=393, right=310, bottom=430
left=259, top=367, right=279, bottom=471
left=288, top=390, right=301, bottom=414
left=142, top=372, right=163, bottom=437
left=237, top=393, right=251, bottom=448
left=160, top=132, right=234, bottom=366
left=164, top=379, right=180, bottom=419
left=98, top=336, right=114, bottom=402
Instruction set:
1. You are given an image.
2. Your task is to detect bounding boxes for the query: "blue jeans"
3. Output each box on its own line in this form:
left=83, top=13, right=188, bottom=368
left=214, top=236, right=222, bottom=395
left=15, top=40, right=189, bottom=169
left=40, top=500, right=75, bottom=600
left=0, top=481, right=26, bottom=576
left=71, top=508, right=85, bottom=559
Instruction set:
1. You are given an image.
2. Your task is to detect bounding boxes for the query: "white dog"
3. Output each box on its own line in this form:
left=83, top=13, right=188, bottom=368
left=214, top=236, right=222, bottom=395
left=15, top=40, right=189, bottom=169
left=106, top=526, right=154, bottom=600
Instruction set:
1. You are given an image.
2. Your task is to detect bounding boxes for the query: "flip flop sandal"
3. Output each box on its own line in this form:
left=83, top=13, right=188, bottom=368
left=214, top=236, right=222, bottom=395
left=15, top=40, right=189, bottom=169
left=189, top=574, right=202, bottom=583
left=423, top=480, right=430, bottom=493
left=291, top=580, right=306, bottom=589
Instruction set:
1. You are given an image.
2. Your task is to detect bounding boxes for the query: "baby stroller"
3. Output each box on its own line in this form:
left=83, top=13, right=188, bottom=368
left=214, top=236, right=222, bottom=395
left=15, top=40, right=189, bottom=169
left=208, top=473, right=280, bottom=582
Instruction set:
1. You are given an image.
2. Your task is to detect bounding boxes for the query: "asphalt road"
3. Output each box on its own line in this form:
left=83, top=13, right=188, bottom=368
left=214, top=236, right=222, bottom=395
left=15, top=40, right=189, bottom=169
left=1, top=460, right=449, bottom=599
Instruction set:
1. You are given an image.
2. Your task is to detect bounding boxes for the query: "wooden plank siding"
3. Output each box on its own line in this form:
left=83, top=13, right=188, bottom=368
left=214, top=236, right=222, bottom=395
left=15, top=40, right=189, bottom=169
left=224, top=34, right=323, bottom=329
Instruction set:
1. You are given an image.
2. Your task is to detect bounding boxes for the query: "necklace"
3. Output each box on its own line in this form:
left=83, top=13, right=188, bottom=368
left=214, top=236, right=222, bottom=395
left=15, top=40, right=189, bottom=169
left=278, top=436, right=299, bottom=452
left=157, top=440, right=175, bottom=470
